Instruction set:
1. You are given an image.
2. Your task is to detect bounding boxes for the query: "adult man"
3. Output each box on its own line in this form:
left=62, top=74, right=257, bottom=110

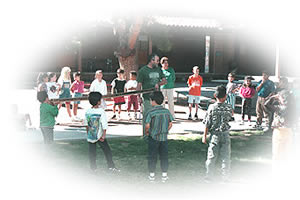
left=255, top=71, right=275, bottom=132
left=137, top=54, right=167, bottom=136
left=160, top=57, right=176, bottom=119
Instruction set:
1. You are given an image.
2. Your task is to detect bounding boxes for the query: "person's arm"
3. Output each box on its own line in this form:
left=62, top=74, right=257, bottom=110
left=89, top=80, right=95, bottom=92
left=99, top=129, right=106, bottom=142
left=110, top=80, right=115, bottom=94
left=103, top=81, right=108, bottom=95
left=145, top=123, right=150, bottom=135
left=172, top=68, right=176, bottom=83
left=156, top=77, right=167, bottom=89
left=137, top=82, right=143, bottom=103
left=256, top=80, right=264, bottom=92
left=168, top=122, right=173, bottom=131
left=202, top=127, right=209, bottom=144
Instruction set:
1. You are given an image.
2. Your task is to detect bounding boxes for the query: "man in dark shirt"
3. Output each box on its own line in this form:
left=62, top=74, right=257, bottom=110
left=255, top=71, right=275, bottom=132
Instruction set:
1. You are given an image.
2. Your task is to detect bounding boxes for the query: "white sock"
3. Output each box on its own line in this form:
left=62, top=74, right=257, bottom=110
left=162, top=172, right=167, bottom=177
left=150, top=173, right=155, bottom=177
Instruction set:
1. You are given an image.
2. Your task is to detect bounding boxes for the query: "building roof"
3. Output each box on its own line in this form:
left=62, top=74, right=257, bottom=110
left=152, top=16, right=221, bottom=28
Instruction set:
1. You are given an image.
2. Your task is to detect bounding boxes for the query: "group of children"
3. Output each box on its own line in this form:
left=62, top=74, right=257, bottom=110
left=36, top=67, right=85, bottom=121
left=35, top=65, right=275, bottom=184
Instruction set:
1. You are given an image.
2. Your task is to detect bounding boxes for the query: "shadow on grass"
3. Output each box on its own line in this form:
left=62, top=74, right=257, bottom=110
left=37, top=133, right=272, bottom=185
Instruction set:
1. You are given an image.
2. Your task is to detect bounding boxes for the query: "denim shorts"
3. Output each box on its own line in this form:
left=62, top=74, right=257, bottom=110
left=188, top=95, right=201, bottom=104
left=73, top=92, right=82, bottom=104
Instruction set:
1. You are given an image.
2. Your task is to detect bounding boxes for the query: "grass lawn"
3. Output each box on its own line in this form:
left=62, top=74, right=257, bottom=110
left=34, top=131, right=272, bottom=188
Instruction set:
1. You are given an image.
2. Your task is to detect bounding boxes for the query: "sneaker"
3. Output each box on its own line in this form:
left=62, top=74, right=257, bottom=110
left=263, top=127, right=272, bottom=133
left=161, top=175, right=169, bottom=183
left=111, top=114, right=116, bottom=119
left=117, top=114, right=121, bottom=120
left=188, top=114, right=192, bottom=120
left=194, top=114, right=198, bottom=120
left=254, top=124, right=263, bottom=129
left=148, top=174, right=155, bottom=182
left=108, top=167, right=121, bottom=173
left=128, top=113, right=132, bottom=120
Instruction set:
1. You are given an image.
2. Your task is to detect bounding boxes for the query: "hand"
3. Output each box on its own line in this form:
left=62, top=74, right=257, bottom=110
left=202, top=136, right=207, bottom=144
left=99, top=136, right=105, bottom=142
left=155, top=84, right=159, bottom=90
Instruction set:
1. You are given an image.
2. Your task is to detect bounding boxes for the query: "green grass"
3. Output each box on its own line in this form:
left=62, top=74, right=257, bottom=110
left=35, top=131, right=272, bottom=185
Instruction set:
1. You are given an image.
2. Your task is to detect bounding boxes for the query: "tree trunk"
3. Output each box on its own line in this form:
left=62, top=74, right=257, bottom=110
left=114, top=17, right=144, bottom=80
left=118, top=52, right=139, bottom=80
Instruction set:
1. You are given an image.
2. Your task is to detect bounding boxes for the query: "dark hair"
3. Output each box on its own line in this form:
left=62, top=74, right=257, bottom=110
left=37, top=72, right=48, bottom=84
left=147, top=53, right=158, bottom=63
left=245, top=76, right=254, bottom=80
left=214, top=85, right=227, bottom=99
left=130, top=71, right=137, bottom=76
left=73, top=71, right=81, bottom=78
left=88, top=92, right=102, bottom=106
left=149, top=91, right=164, bottom=105
left=117, top=68, right=125, bottom=74
left=47, top=72, right=56, bottom=80
left=262, top=71, right=269, bottom=76
left=228, top=72, right=235, bottom=78
left=37, top=91, right=48, bottom=103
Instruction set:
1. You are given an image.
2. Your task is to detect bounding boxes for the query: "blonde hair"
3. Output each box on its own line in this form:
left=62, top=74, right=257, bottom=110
left=58, top=66, right=71, bottom=82
left=95, top=70, right=103, bottom=78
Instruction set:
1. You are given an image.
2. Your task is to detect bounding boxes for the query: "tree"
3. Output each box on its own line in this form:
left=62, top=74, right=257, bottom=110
left=113, top=17, right=144, bottom=80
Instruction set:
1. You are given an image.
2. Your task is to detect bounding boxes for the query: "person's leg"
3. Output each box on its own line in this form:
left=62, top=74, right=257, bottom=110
left=161, top=89, right=167, bottom=108
left=40, top=127, right=50, bottom=144
left=167, top=89, right=175, bottom=118
left=205, top=134, right=220, bottom=179
left=113, top=104, right=116, bottom=114
left=48, top=127, right=54, bottom=143
left=142, top=99, right=152, bottom=136
left=219, top=132, right=231, bottom=180
left=247, top=98, right=252, bottom=121
left=159, top=140, right=168, bottom=173
left=88, top=142, right=97, bottom=170
left=66, top=103, right=72, bottom=118
left=261, top=99, right=271, bottom=127
left=148, top=137, right=159, bottom=173
left=241, top=98, right=246, bottom=120
left=97, top=139, right=115, bottom=169
left=118, top=105, right=122, bottom=115
left=73, top=103, right=78, bottom=116
left=256, top=97, right=263, bottom=125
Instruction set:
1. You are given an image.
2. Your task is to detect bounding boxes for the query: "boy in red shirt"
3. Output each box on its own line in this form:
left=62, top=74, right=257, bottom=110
left=187, top=66, right=203, bottom=120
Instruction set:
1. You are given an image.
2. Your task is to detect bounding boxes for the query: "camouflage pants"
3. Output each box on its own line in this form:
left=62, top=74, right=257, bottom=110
left=205, top=131, right=231, bottom=178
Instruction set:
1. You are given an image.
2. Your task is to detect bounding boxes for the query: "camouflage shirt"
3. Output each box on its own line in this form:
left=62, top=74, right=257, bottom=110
left=203, top=102, right=233, bottom=132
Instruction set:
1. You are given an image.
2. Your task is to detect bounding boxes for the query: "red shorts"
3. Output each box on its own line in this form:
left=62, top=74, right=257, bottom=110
left=127, top=95, right=138, bottom=111
left=113, top=96, right=125, bottom=105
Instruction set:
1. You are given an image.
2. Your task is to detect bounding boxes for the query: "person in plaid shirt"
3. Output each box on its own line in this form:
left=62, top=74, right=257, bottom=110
left=145, top=91, right=173, bottom=183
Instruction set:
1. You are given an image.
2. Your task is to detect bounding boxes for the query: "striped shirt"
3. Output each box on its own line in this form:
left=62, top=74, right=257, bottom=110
left=145, top=105, right=173, bottom=141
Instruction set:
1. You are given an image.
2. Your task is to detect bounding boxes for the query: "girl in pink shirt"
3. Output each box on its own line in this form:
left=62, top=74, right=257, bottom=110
left=71, top=72, right=85, bottom=121
left=240, top=76, right=256, bottom=122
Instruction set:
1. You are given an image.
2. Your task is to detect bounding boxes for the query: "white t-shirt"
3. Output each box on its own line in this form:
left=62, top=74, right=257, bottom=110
left=46, top=82, right=59, bottom=99
left=125, top=80, right=138, bottom=92
left=84, top=107, right=108, bottom=143
left=89, top=79, right=107, bottom=95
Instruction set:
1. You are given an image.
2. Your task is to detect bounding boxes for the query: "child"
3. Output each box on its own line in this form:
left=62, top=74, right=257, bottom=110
left=37, top=91, right=59, bottom=144
left=71, top=72, right=84, bottom=120
left=240, top=76, right=256, bottom=123
left=124, top=71, right=138, bottom=120
left=187, top=66, right=203, bottom=120
left=57, top=66, right=72, bottom=119
left=37, top=72, right=48, bottom=92
left=111, top=69, right=126, bottom=120
left=202, top=85, right=233, bottom=182
left=85, top=92, right=119, bottom=172
left=226, top=72, right=239, bottom=111
left=145, top=91, right=173, bottom=182
left=89, top=70, right=107, bottom=109
left=46, top=72, right=60, bottom=100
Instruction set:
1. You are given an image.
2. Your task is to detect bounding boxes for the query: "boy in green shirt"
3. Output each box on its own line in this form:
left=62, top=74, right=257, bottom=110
left=37, top=91, right=59, bottom=144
